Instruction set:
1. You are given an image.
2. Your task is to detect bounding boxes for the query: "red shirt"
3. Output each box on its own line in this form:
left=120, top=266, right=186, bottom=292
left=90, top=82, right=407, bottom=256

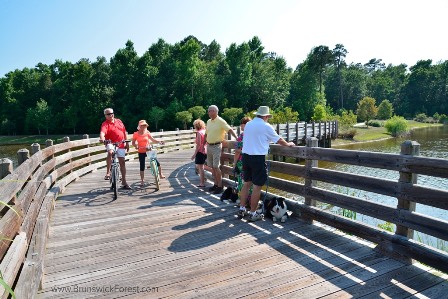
left=100, top=118, right=127, bottom=148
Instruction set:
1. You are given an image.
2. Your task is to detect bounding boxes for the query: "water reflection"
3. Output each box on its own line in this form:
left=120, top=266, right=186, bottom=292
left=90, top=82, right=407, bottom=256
left=272, top=126, right=448, bottom=248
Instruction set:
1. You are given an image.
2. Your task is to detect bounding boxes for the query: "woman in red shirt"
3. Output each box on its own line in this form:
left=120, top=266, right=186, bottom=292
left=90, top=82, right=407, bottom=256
left=132, top=120, right=165, bottom=186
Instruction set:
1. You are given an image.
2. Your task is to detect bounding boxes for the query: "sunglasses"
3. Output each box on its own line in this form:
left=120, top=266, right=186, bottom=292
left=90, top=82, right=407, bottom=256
left=105, top=113, right=114, bottom=116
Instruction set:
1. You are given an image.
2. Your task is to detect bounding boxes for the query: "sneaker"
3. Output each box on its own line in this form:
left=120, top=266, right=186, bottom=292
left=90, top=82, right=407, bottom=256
left=213, top=187, right=224, bottom=194
left=208, top=185, right=217, bottom=192
left=247, top=212, right=263, bottom=222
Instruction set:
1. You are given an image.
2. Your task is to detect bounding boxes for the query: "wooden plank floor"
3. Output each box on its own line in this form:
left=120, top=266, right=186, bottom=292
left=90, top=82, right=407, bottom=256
left=39, top=148, right=447, bottom=298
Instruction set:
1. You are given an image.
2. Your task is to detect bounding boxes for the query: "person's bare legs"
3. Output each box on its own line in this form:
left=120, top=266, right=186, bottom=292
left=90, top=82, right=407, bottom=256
left=239, top=181, right=252, bottom=209
left=139, top=170, right=144, bottom=185
left=118, top=157, right=128, bottom=186
left=249, top=185, right=263, bottom=212
left=198, top=164, right=205, bottom=186
left=105, top=150, right=113, bottom=177
left=158, top=165, right=166, bottom=179
left=215, top=167, right=222, bottom=188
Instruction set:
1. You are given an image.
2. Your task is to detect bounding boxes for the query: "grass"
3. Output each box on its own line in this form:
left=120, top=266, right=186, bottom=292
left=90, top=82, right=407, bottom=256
left=333, top=120, right=442, bottom=146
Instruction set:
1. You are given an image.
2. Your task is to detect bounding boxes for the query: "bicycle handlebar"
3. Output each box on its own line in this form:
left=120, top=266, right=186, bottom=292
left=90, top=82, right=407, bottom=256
left=103, top=139, right=131, bottom=146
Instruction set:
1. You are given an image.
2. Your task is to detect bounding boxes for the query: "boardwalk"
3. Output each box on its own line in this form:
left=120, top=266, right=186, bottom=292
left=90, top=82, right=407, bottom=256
left=39, top=149, right=447, bottom=299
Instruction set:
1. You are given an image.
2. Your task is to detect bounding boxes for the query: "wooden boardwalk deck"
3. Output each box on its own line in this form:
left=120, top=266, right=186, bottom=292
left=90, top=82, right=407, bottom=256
left=39, top=149, right=447, bottom=299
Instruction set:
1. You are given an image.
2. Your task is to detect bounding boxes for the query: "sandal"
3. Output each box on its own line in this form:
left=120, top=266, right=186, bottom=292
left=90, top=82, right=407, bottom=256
left=121, top=184, right=132, bottom=190
left=104, top=175, right=110, bottom=180
left=197, top=185, right=205, bottom=188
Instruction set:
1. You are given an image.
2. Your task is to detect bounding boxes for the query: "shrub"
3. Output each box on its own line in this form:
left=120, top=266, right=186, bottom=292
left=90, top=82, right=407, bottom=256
left=414, top=113, right=427, bottom=122
left=384, top=116, right=409, bottom=137
left=377, top=99, right=394, bottom=120
left=439, top=114, right=448, bottom=124
left=367, top=120, right=383, bottom=127
left=338, top=129, right=357, bottom=139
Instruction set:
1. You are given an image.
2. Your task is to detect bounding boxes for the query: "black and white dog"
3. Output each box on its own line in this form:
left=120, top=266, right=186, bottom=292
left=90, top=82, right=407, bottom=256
left=264, top=197, right=288, bottom=223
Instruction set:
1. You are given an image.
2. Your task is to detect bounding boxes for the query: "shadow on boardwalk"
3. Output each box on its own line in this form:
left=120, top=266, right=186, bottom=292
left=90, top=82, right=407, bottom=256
left=39, top=151, right=447, bottom=298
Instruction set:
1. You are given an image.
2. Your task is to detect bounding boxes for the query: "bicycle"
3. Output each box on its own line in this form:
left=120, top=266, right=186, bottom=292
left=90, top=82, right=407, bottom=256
left=104, top=139, right=130, bottom=199
left=147, top=143, right=162, bottom=191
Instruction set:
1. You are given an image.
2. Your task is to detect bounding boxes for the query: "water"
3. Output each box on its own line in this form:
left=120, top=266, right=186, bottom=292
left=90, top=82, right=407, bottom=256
left=0, top=144, right=31, bottom=168
left=274, top=126, right=448, bottom=249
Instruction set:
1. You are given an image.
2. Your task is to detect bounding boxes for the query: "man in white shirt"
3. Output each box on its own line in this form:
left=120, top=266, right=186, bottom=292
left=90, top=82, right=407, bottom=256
left=237, top=106, right=295, bottom=222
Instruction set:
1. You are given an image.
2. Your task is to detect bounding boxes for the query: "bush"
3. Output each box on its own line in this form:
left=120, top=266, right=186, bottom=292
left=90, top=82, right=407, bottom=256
left=439, top=114, right=448, bottom=124
left=414, top=113, right=427, bottom=122
left=366, top=120, right=383, bottom=127
left=384, top=116, right=409, bottom=137
left=338, top=129, right=357, bottom=139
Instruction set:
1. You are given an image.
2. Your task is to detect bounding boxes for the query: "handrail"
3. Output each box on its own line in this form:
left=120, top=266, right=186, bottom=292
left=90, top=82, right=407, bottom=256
left=0, top=130, right=196, bottom=298
left=220, top=138, right=448, bottom=273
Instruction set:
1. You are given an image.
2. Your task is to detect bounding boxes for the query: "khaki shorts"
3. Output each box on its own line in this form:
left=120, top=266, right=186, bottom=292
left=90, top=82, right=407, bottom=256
left=207, top=144, right=222, bottom=168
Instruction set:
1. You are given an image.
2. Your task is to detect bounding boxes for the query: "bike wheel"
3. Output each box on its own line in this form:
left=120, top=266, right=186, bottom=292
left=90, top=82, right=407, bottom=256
left=112, top=165, right=119, bottom=199
left=150, top=159, right=160, bottom=190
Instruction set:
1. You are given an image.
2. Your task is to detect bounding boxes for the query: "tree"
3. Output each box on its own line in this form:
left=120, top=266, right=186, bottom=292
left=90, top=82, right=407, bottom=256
left=332, top=44, right=348, bottom=109
left=147, top=107, right=165, bottom=131
left=188, top=106, right=206, bottom=120
left=222, top=107, right=243, bottom=125
left=35, top=99, right=52, bottom=134
left=175, top=111, right=193, bottom=129
left=312, top=104, right=327, bottom=121
left=309, top=45, right=333, bottom=94
left=271, top=107, right=299, bottom=124
left=356, top=97, right=378, bottom=125
left=377, top=99, right=394, bottom=120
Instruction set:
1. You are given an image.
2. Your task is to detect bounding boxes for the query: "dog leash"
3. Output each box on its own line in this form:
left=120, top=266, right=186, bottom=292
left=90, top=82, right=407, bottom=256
left=262, top=148, right=272, bottom=215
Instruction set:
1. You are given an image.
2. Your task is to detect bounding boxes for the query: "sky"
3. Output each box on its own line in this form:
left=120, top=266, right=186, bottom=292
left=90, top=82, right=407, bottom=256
left=1, top=0, right=447, bottom=78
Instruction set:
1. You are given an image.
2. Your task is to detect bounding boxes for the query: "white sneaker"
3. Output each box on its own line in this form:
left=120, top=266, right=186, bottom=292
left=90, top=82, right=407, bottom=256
left=247, top=212, right=263, bottom=222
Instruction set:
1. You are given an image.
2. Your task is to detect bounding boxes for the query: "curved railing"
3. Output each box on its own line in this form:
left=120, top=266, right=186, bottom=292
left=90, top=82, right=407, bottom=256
left=1, top=127, right=447, bottom=297
left=0, top=129, right=195, bottom=298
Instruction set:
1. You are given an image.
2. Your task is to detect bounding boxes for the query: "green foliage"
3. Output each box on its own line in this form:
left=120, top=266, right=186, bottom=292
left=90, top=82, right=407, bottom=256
left=341, top=209, right=357, bottom=220
left=438, top=114, right=448, bottom=124
left=356, top=97, right=378, bottom=124
left=377, top=99, right=394, bottom=120
left=312, top=104, right=326, bottom=121
left=221, top=107, right=243, bottom=125
left=384, top=115, right=409, bottom=137
left=1, top=36, right=447, bottom=135
left=147, top=107, right=165, bottom=131
left=271, top=107, right=299, bottom=124
left=377, top=222, right=394, bottom=232
left=414, top=113, right=427, bottom=122
left=338, top=128, right=357, bottom=139
left=188, top=106, right=206, bottom=120
left=366, top=120, right=383, bottom=127
left=175, top=111, right=193, bottom=130
left=336, top=110, right=357, bottom=129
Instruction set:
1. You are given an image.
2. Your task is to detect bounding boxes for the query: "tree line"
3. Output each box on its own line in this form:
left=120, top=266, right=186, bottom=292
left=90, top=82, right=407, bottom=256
left=1, top=35, right=447, bottom=135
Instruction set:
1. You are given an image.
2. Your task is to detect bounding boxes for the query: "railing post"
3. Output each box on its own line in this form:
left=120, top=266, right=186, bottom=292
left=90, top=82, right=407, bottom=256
left=83, top=134, right=91, bottom=166
left=31, top=143, right=40, bottom=155
left=175, top=128, right=179, bottom=151
left=46, top=139, right=54, bottom=168
left=303, top=137, right=318, bottom=224
left=396, top=140, right=419, bottom=239
left=63, top=136, right=72, bottom=173
left=17, top=148, right=30, bottom=165
left=0, top=158, right=13, bottom=179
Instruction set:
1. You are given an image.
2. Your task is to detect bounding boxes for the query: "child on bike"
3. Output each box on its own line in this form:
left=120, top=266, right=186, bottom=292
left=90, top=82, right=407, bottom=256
left=132, top=120, right=165, bottom=186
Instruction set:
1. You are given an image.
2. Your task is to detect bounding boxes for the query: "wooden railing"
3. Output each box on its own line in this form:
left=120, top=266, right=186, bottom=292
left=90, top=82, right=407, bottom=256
left=1, top=128, right=447, bottom=297
left=274, top=121, right=338, bottom=147
left=220, top=138, right=448, bottom=273
left=0, top=129, right=195, bottom=298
